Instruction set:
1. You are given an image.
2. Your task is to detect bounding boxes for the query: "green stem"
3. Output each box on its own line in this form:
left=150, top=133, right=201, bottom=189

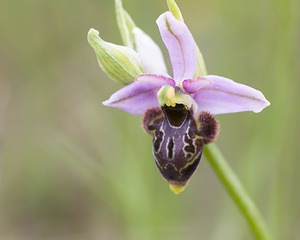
left=204, top=144, right=272, bottom=240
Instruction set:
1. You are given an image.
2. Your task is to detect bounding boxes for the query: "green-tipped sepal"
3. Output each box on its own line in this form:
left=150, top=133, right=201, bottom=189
left=115, top=0, right=135, bottom=47
left=194, top=45, right=207, bottom=77
left=167, top=0, right=207, bottom=77
left=167, top=0, right=183, bottom=21
left=88, top=28, right=143, bottom=85
left=115, top=0, right=167, bottom=74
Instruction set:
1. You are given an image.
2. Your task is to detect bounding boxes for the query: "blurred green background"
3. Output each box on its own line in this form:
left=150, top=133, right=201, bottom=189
left=0, top=0, right=299, bottom=239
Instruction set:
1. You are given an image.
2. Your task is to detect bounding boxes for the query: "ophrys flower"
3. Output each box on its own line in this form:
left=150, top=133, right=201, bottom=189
left=88, top=2, right=270, bottom=194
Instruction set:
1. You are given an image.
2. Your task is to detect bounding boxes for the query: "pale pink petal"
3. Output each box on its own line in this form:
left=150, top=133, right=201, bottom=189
left=182, top=77, right=213, bottom=94
left=192, top=75, right=270, bottom=114
left=103, top=74, right=175, bottom=114
left=156, top=12, right=197, bottom=82
left=132, top=27, right=167, bottom=74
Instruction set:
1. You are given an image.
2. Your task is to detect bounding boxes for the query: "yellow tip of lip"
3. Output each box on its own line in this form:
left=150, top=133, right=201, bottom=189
left=169, top=184, right=186, bottom=194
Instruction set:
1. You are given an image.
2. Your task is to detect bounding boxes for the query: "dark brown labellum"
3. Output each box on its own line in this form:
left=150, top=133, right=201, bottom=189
left=143, top=105, right=218, bottom=191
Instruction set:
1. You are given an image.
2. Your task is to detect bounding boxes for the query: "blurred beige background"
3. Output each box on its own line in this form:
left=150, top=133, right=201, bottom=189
left=0, top=0, right=299, bottom=239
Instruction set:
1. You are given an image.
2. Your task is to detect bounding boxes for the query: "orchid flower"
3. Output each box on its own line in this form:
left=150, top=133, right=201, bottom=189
left=88, top=2, right=270, bottom=194
left=103, top=11, right=269, bottom=115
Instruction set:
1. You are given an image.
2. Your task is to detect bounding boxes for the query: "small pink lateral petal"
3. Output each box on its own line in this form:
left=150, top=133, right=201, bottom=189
left=182, top=77, right=213, bottom=94
left=103, top=74, right=175, bottom=114
left=156, top=12, right=197, bottom=82
left=192, top=75, right=270, bottom=114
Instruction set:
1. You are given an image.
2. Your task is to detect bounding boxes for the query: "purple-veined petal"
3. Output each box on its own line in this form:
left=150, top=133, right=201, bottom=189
left=192, top=75, right=270, bottom=114
left=103, top=74, right=176, bottom=114
left=132, top=27, right=168, bottom=74
left=182, top=77, right=213, bottom=94
left=156, top=11, right=197, bottom=82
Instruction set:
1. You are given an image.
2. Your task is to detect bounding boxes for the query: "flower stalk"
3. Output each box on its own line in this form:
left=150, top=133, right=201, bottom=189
left=204, top=144, right=272, bottom=240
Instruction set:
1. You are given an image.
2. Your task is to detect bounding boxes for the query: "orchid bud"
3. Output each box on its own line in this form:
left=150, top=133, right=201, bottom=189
left=87, top=28, right=143, bottom=85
